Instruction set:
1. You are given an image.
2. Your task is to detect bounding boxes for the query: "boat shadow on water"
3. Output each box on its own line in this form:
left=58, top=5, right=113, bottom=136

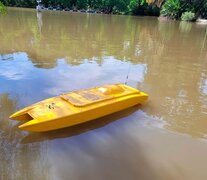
left=20, top=105, right=140, bottom=144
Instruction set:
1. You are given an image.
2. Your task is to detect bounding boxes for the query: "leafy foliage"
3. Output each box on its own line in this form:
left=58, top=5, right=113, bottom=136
left=0, top=1, right=6, bottom=13
left=128, top=0, right=145, bottom=14
left=160, top=0, right=181, bottom=19
left=181, top=11, right=195, bottom=21
left=0, top=0, right=159, bottom=15
left=181, top=0, right=207, bottom=19
left=1, top=0, right=36, bottom=7
left=161, top=0, right=207, bottom=19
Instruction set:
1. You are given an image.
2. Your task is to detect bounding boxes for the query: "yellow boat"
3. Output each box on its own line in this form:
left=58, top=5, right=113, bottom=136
left=10, top=84, right=148, bottom=132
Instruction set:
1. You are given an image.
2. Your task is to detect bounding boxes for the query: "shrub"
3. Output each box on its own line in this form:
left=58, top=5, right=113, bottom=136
left=181, top=11, right=195, bottom=21
left=160, top=0, right=181, bottom=19
left=128, top=0, right=147, bottom=15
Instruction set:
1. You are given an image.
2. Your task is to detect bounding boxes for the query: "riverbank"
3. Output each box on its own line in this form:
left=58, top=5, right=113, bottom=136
left=0, top=0, right=160, bottom=16
left=196, top=18, right=207, bottom=24
left=15, top=6, right=207, bottom=24
left=1, top=0, right=207, bottom=21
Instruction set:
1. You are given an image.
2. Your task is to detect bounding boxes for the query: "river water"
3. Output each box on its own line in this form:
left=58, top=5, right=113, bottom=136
left=0, top=8, right=207, bottom=180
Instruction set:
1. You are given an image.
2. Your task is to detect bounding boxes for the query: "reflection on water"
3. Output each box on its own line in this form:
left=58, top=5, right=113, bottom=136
left=0, top=93, right=49, bottom=180
left=179, top=21, right=192, bottom=33
left=0, top=7, right=207, bottom=180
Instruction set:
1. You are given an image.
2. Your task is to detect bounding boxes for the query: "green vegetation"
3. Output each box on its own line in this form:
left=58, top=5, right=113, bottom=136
left=0, top=1, right=6, bottom=13
left=160, top=0, right=207, bottom=20
left=181, top=11, right=195, bottom=21
left=0, top=0, right=159, bottom=15
left=0, top=0, right=207, bottom=20
left=160, top=0, right=181, bottom=19
left=1, top=0, right=36, bottom=7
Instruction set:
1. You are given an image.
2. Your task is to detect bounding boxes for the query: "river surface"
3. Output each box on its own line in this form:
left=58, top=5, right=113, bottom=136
left=0, top=8, right=207, bottom=180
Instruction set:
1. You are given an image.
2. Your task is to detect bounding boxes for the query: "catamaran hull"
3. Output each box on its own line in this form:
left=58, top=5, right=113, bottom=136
left=19, top=94, right=147, bottom=132
left=10, top=84, right=148, bottom=132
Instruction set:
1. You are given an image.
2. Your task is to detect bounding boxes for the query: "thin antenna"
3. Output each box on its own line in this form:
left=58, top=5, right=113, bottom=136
left=125, top=62, right=131, bottom=85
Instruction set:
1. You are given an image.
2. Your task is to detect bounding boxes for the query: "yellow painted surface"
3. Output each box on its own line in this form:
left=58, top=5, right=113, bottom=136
left=10, top=84, right=148, bottom=132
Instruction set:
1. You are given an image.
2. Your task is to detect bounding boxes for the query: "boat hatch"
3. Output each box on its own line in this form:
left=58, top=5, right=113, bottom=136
left=60, top=84, right=137, bottom=107
left=60, top=91, right=108, bottom=107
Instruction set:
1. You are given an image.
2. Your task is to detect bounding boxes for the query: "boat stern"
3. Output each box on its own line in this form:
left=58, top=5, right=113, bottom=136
left=9, top=108, right=34, bottom=121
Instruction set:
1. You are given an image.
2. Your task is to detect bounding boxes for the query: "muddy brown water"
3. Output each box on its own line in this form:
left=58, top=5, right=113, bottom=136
left=0, top=8, right=207, bottom=180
